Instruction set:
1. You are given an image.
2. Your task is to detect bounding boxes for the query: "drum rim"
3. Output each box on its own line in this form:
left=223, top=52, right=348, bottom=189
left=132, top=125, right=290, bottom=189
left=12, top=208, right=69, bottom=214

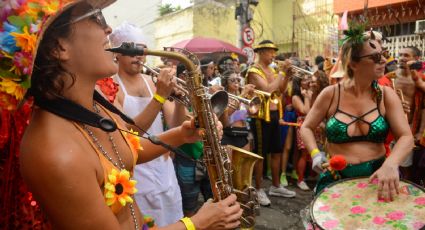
left=310, top=176, right=425, bottom=230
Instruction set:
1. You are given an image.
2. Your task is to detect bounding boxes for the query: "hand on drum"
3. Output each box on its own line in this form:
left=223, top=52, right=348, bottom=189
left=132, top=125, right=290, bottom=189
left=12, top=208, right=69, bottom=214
left=369, top=163, right=400, bottom=202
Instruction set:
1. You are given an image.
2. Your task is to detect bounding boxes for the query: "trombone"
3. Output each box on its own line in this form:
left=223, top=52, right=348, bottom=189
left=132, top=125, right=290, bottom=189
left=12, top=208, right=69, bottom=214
left=275, top=60, right=315, bottom=78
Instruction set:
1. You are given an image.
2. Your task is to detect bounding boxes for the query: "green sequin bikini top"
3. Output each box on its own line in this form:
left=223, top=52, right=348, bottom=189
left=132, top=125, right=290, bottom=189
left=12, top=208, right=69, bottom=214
left=326, top=84, right=390, bottom=144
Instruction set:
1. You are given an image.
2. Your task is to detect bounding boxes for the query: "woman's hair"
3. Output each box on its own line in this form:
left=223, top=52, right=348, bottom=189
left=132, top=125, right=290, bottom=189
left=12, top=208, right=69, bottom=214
left=292, top=75, right=305, bottom=101
left=31, top=6, right=76, bottom=99
left=314, top=70, right=329, bottom=93
left=221, top=71, right=239, bottom=93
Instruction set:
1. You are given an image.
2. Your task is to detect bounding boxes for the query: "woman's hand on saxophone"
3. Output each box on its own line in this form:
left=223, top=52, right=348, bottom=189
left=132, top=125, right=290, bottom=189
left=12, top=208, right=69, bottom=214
left=191, top=194, right=243, bottom=230
left=180, top=114, right=224, bottom=143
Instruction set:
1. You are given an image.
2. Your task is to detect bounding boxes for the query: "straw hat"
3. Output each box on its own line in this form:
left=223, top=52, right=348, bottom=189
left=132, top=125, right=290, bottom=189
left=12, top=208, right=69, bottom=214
left=253, top=40, right=278, bottom=53
left=0, top=0, right=115, bottom=110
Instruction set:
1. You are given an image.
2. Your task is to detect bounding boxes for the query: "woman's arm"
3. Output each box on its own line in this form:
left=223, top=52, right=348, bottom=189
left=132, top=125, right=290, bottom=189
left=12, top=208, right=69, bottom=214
left=292, top=93, right=312, bottom=115
left=137, top=118, right=223, bottom=163
left=300, top=86, right=334, bottom=153
left=370, top=86, right=414, bottom=201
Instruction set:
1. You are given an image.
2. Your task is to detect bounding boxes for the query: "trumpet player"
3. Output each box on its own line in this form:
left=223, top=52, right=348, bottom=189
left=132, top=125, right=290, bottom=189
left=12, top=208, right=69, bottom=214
left=110, top=22, right=186, bottom=226
left=378, top=46, right=425, bottom=184
left=220, top=71, right=256, bottom=150
left=246, top=40, right=296, bottom=206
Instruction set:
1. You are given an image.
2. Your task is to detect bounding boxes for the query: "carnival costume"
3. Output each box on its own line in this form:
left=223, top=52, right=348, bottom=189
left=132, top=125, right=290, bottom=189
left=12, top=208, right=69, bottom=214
left=0, top=1, right=157, bottom=229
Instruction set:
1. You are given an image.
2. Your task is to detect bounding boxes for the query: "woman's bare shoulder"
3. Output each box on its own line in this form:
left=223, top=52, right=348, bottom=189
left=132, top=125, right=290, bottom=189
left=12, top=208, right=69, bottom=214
left=20, top=111, right=101, bottom=185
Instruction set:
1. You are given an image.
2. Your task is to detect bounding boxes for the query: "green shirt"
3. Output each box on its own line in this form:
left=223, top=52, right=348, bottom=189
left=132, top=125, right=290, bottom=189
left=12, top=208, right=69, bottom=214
left=178, top=141, right=203, bottom=160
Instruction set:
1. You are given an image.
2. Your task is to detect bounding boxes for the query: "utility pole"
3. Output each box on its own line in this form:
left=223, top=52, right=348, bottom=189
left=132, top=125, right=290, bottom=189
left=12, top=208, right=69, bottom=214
left=236, top=0, right=249, bottom=48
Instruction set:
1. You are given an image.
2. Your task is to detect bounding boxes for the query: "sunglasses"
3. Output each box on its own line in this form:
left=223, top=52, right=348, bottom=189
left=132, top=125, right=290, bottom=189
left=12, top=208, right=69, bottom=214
left=56, top=9, right=108, bottom=29
left=356, top=52, right=384, bottom=64
left=229, top=78, right=241, bottom=83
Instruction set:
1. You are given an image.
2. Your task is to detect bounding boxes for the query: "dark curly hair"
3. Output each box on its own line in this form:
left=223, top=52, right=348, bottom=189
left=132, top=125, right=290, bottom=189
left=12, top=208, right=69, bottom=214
left=313, top=70, right=329, bottom=94
left=31, top=5, right=77, bottom=99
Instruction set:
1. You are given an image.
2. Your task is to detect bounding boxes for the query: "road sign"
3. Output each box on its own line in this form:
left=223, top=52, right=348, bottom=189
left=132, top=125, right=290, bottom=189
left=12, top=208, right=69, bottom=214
left=242, top=46, right=255, bottom=64
left=242, top=27, right=255, bottom=46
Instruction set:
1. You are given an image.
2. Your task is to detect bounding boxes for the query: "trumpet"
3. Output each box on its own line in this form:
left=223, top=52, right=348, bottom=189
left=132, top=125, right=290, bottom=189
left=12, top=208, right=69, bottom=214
left=227, top=93, right=262, bottom=114
left=241, top=86, right=281, bottom=105
left=275, top=60, right=314, bottom=78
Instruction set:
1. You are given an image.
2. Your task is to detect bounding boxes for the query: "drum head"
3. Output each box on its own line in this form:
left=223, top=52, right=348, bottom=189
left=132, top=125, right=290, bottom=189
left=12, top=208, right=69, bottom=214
left=310, top=177, right=425, bottom=230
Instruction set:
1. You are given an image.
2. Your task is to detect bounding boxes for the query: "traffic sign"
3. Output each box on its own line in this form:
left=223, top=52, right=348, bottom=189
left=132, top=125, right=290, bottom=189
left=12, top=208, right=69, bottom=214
left=242, top=27, right=255, bottom=46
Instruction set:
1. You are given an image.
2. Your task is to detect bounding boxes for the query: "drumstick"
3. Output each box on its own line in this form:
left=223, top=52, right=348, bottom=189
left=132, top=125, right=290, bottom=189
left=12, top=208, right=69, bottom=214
left=279, top=120, right=301, bottom=127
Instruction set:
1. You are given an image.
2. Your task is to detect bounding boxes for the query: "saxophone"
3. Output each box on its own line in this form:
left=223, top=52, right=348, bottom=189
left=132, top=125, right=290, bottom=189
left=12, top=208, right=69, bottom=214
left=107, top=43, right=263, bottom=228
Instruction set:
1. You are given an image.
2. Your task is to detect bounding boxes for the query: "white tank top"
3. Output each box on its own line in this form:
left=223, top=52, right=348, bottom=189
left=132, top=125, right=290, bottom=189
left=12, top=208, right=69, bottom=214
left=115, top=75, right=182, bottom=227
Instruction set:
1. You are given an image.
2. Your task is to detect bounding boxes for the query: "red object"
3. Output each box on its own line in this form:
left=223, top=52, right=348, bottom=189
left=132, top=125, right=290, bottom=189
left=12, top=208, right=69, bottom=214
left=330, top=155, right=347, bottom=171
left=96, top=77, right=119, bottom=103
left=170, top=37, right=246, bottom=58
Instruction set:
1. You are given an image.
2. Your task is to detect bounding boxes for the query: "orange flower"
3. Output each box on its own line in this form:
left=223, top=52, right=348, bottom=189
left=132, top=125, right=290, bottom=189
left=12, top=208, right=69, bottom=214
left=122, top=129, right=143, bottom=153
left=0, top=79, right=25, bottom=100
left=104, top=169, right=138, bottom=207
left=10, top=27, right=37, bottom=53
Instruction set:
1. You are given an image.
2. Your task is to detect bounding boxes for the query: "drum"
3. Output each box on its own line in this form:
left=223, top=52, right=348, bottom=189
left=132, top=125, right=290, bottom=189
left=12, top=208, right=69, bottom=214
left=310, top=177, right=425, bottom=230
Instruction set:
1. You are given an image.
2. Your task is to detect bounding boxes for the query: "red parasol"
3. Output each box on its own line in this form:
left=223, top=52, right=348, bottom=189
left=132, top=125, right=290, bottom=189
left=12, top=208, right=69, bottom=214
left=170, top=37, right=246, bottom=62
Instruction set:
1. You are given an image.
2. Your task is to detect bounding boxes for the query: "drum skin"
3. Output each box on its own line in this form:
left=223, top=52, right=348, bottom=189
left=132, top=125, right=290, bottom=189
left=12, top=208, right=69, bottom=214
left=311, top=177, right=425, bottom=230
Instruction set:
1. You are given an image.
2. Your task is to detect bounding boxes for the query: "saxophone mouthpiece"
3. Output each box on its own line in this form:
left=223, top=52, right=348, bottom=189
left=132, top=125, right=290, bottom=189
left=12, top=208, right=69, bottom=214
left=105, top=42, right=145, bottom=56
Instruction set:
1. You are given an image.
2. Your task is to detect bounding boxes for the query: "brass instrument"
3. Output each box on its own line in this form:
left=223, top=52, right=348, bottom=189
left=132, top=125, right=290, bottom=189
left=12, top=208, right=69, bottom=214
left=107, top=43, right=262, bottom=228
left=143, top=63, right=229, bottom=117
left=227, top=93, right=262, bottom=114
left=275, top=60, right=314, bottom=78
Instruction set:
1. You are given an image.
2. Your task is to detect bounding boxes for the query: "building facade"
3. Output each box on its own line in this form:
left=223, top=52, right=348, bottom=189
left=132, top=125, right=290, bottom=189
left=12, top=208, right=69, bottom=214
left=334, top=0, right=425, bottom=58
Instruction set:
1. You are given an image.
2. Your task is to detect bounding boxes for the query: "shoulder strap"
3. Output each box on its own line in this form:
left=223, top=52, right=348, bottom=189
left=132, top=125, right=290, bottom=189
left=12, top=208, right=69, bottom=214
left=115, top=75, right=129, bottom=96
left=336, top=83, right=342, bottom=111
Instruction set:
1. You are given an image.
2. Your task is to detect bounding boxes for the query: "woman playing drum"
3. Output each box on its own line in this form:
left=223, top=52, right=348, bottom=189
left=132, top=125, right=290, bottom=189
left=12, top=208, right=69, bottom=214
left=300, top=26, right=414, bottom=202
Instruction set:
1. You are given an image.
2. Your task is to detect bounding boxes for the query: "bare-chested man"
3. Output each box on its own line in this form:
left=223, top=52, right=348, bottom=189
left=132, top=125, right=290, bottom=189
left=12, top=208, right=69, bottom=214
left=379, top=46, right=425, bottom=181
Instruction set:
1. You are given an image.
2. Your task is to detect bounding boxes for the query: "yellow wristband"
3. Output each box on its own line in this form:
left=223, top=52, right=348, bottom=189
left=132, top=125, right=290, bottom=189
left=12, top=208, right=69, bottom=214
left=310, top=148, right=320, bottom=158
left=279, top=71, right=286, bottom=77
left=153, top=93, right=166, bottom=104
left=180, top=217, right=196, bottom=230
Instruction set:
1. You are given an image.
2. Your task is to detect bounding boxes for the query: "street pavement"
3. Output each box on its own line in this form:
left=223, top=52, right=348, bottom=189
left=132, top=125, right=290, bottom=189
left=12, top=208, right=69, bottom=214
left=254, top=179, right=316, bottom=230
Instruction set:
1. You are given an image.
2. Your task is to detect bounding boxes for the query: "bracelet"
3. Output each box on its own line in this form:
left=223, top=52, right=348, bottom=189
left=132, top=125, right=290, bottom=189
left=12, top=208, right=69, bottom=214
left=153, top=93, right=166, bottom=104
left=180, top=217, right=196, bottom=230
left=310, top=148, right=320, bottom=158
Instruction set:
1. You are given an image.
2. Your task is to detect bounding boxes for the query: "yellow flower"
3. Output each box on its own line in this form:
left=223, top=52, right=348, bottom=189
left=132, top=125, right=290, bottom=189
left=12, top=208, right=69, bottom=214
left=40, top=0, right=61, bottom=16
left=122, top=129, right=143, bottom=153
left=0, top=79, right=25, bottom=100
left=10, top=27, right=37, bottom=53
left=104, top=169, right=138, bottom=207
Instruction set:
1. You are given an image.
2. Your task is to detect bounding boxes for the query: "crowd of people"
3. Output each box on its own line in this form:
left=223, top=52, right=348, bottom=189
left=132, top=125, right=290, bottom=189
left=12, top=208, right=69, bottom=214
left=0, top=0, right=424, bottom=229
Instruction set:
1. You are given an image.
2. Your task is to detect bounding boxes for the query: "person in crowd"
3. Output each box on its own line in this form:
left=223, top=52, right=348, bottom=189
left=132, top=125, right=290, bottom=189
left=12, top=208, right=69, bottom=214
left=2, top=1, right=242, bottom=229
left=200, top=57, right=218, bottom=86
left=378, top=46, right=425, bottom=183
left=109, top=21, right=186, bottom=226
left=275, top=53, right=296, bottom=187
left=246, top=40, right=296, bottom=206
left=173, top=64, right=215, bottom=218
left=217, top=56, right=236, bottom=76
left=220, top=71, right=255, bottom=150
left=300, top=26, right=413, bottom=201
left=292, top=74, right=314, bottom=191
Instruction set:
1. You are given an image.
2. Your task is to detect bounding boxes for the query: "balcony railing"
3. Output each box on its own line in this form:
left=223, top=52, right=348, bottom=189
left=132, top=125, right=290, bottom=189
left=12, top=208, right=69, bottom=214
left=383, top=34, right=425, bottom=58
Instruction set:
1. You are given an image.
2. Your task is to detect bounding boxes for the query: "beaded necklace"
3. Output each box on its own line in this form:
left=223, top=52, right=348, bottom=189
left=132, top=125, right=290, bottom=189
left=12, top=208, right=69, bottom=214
left=82, top=103, right=139, bottom=230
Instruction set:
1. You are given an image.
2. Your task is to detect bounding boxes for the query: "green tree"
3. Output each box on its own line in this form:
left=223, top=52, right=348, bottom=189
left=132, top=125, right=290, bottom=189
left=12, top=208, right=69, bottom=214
left=158, top=4, right=181, bottom=16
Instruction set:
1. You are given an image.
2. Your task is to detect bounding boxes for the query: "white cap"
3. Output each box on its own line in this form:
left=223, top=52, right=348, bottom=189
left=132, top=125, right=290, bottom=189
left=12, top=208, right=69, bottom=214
left=109, top=21, right=146, bottom=47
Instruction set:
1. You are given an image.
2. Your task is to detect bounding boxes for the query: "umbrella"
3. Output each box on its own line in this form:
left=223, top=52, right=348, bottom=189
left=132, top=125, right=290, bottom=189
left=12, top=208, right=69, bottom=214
left=169, top=37, right=247, bottom=62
